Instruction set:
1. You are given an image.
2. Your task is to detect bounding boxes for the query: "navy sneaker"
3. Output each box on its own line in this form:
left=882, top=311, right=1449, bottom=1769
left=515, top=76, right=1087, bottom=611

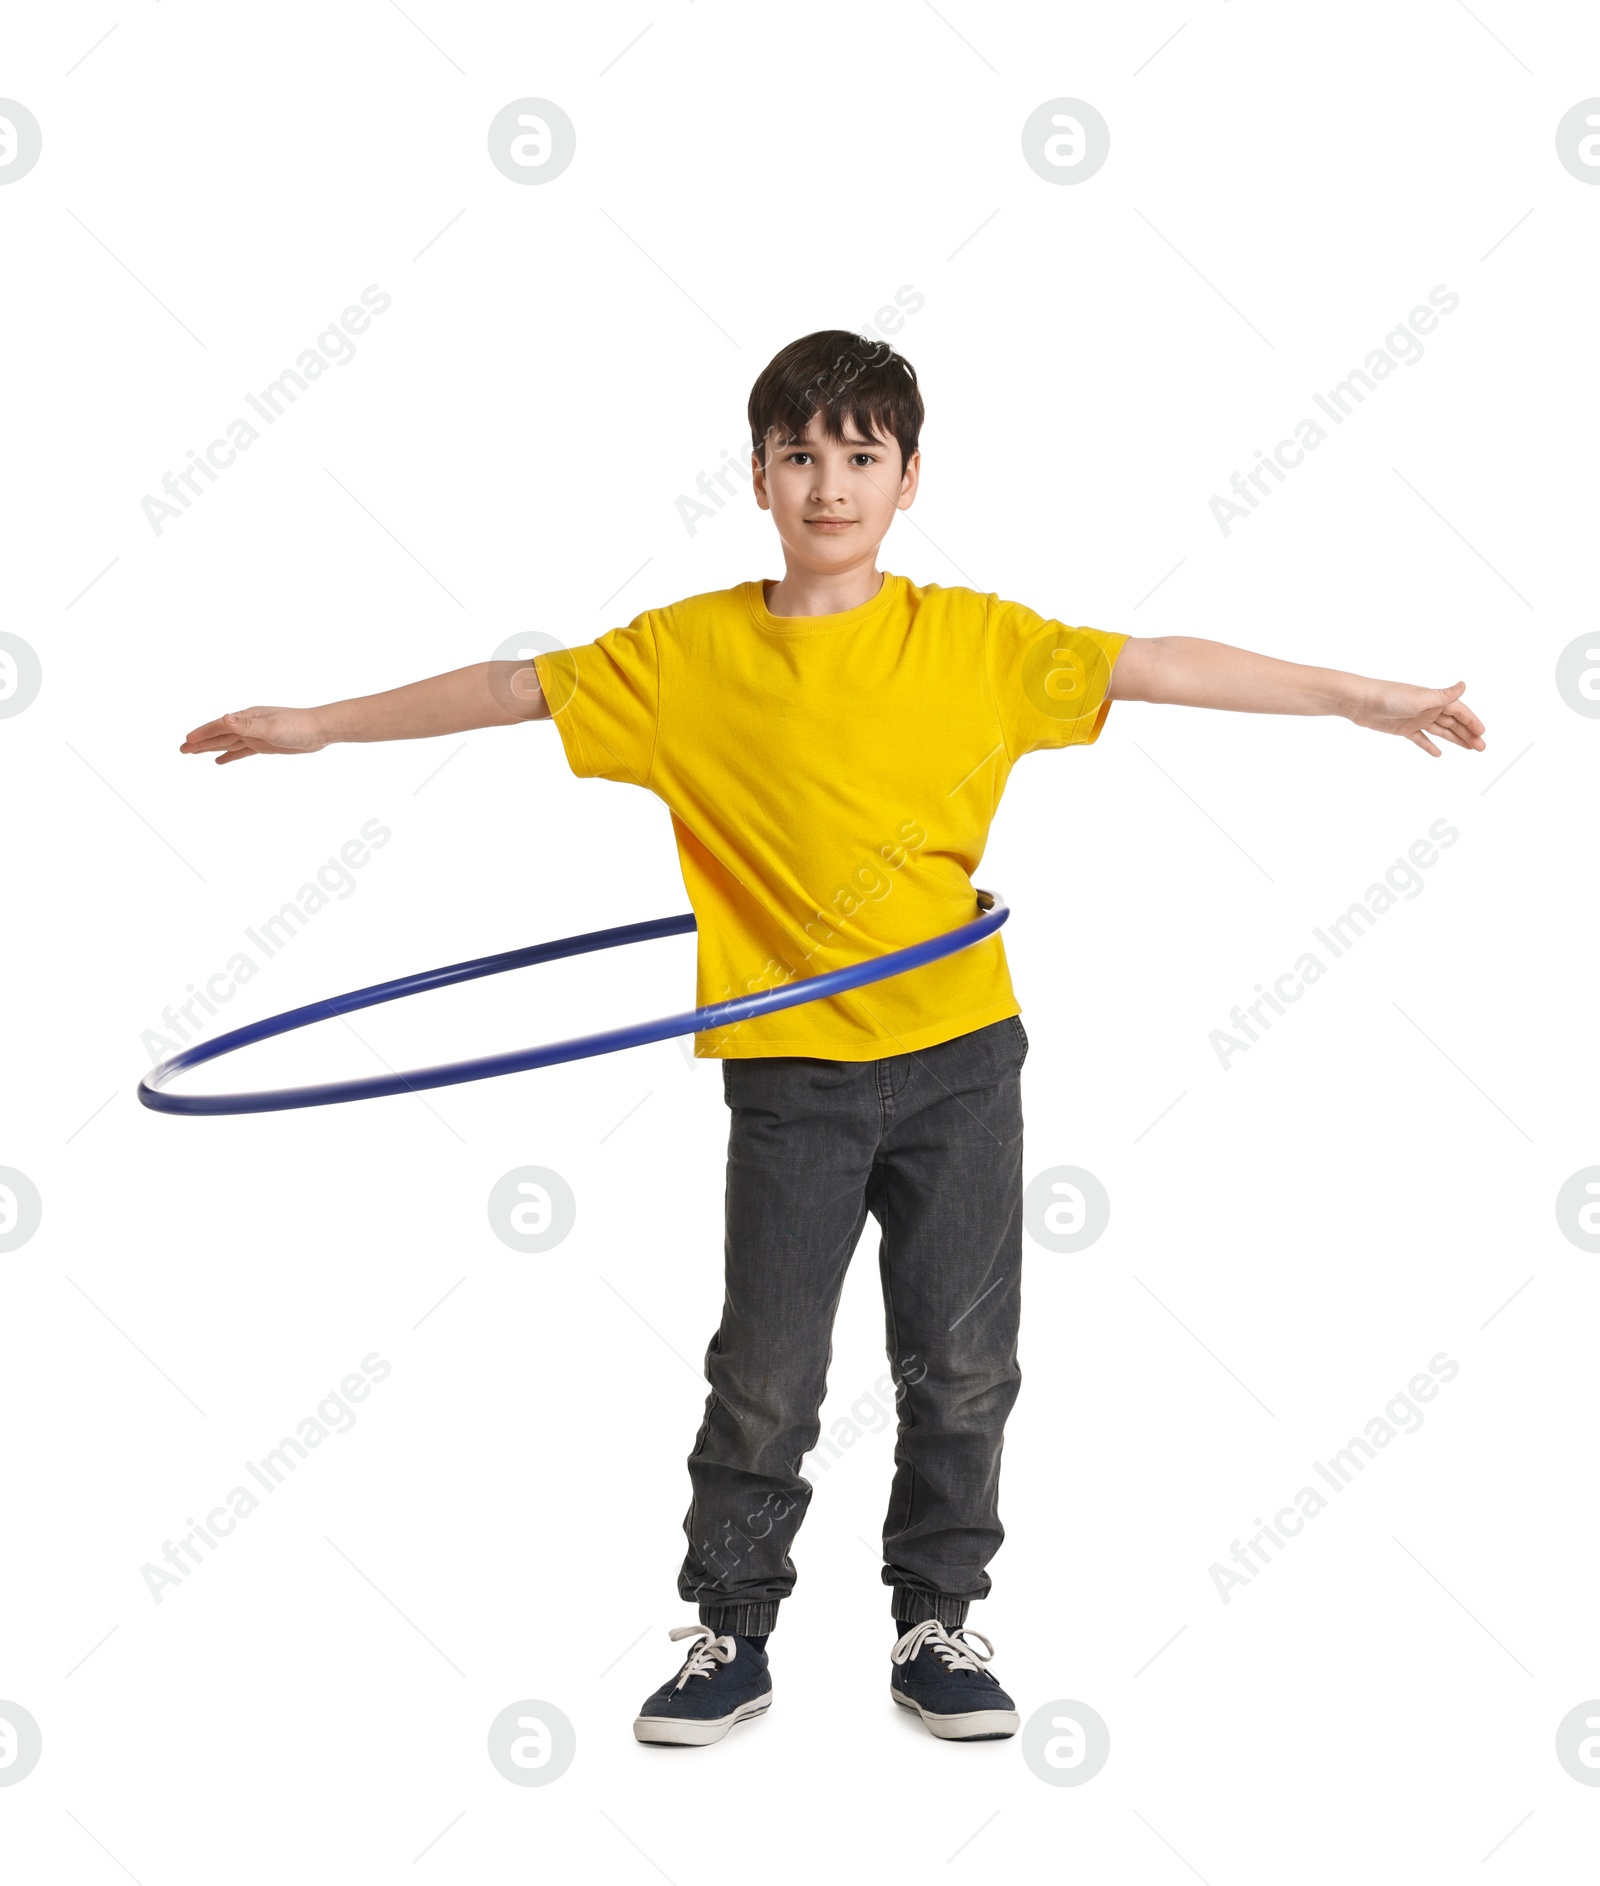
left=890, top=1619, right=1020, bottom=1740
left=633, top=1626, right=773, bottom=1746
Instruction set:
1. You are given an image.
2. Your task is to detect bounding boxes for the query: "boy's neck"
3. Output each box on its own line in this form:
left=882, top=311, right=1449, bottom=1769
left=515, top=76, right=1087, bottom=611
left=763, top=564, right=886, bottom=620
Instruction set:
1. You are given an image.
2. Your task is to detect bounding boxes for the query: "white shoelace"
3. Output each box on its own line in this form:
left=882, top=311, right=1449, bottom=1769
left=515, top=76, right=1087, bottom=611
left=667, top=1625, right=739, bottom=1691
left=890, top=1618, right=996, bottom=1673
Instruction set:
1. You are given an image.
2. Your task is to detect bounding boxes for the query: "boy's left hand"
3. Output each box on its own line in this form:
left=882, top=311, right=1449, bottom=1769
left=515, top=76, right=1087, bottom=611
left=1347, top=679, right=1485, bottom=757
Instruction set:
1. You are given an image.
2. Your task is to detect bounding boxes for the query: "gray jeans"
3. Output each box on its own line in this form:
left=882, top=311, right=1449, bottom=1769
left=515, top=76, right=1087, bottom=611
left=679, top=1015, right=1028, bottom=1635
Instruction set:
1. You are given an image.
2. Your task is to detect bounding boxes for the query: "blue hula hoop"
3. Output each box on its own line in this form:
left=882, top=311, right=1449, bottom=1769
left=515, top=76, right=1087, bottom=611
left=137, top=890, right=1009, bottom=1117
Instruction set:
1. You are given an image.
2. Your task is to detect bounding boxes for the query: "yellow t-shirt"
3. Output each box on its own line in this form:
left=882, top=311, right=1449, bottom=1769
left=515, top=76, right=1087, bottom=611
left=533, top=571, right=1125, bottom=1060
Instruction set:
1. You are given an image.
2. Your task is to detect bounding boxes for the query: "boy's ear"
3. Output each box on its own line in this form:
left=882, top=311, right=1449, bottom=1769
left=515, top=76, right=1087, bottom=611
left=898, top=447, right=921, bottom=507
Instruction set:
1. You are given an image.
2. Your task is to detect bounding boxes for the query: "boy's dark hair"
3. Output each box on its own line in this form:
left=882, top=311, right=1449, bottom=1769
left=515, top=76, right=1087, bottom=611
left=748, top=330, right=923, bottom=476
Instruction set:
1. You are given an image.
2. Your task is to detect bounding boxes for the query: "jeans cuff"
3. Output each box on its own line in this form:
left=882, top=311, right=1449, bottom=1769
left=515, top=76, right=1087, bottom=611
left=698, top=1599, right=780, bottom=1636
left=890, top=1585, right=970, bottom=1628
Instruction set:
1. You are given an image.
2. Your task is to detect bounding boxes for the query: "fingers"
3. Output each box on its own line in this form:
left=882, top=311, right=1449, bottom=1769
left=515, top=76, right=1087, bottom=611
left=183, top=707, right=295, bottom=759
left=181, top=717, right=234, bottom=751
left=1435, top=705, right=1486, bottom=750
left=1399, top=689, right=1485, bottom=754
left=1439, top=695, right=1484, bottom=732
left=183, top=711, right=258, bottom=753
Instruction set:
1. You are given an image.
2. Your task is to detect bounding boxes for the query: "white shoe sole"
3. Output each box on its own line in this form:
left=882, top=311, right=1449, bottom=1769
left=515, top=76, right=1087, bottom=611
left=892, top=1688, right=1020, bottom=1741
left=633, top=1695, right=772, bottom=1746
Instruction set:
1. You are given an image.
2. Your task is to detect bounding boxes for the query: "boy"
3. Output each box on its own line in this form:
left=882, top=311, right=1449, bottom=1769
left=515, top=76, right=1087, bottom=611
left=180, top=331, right=1485, bottom=1748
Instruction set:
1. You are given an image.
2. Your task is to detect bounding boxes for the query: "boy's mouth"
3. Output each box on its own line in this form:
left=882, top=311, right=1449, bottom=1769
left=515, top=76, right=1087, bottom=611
left=804, top=519, right=855, bottom=531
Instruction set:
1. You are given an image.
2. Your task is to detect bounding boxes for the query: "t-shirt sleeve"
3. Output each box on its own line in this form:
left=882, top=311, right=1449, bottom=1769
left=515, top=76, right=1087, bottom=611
left=533, top=612, right=660, bottom=788
left=985, top=594, right=1128, bottom=762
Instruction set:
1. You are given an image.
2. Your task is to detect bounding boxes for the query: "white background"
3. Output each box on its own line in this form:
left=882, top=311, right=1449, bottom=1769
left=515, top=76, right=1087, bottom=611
left=2, top=2, right=1597, bottom=1879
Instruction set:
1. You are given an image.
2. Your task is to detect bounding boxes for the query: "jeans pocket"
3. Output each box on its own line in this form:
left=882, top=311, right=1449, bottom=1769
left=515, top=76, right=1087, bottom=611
left=1010, top=1015, right=1029, bottom=1065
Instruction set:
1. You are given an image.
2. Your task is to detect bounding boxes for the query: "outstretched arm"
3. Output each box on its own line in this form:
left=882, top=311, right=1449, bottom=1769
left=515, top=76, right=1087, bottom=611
left=180, top=660, right=549, bottom=764
left=1107, top=636, right=1485, bottom=758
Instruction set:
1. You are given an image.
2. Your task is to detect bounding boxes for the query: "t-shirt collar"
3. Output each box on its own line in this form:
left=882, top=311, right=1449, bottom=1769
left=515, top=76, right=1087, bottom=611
left=744, top=570, right=902, bottom=635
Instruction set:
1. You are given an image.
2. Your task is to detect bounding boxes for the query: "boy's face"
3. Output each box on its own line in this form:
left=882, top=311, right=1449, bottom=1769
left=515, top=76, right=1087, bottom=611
left=751, top=412, right=919, bottom=570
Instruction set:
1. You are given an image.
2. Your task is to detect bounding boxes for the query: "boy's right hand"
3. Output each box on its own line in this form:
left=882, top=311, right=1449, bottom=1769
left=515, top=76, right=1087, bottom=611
left=180, top=707, right=326, bottom=764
